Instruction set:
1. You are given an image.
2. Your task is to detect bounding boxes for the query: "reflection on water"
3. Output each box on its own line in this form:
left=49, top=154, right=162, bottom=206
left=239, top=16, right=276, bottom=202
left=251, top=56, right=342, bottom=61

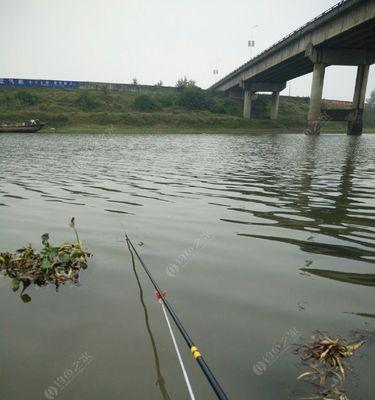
left=300, top=268, right=375, bottom=286
left=234, top=137, right=375, bottom=264
left=0, top=132, right=374, bottom=400
left=128, top=242, right=171, bottom=400
left=239, top=232, right=375, bottom=262
left=346, top=312, right=375, bottom=319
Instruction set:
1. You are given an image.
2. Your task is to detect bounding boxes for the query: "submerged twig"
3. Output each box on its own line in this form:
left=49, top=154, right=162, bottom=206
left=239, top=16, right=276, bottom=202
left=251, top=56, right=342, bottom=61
left=296, top=333, right=365, bottom=400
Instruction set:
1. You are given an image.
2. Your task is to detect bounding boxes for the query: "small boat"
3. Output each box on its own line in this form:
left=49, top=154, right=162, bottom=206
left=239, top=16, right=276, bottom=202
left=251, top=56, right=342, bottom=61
left=0, top=119, right=45, bottom=133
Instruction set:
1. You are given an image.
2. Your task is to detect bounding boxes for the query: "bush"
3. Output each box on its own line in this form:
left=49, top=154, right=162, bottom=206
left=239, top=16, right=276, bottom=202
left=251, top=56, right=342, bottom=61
left=177, top=87, right=208, bottom=110
left=15, top=91, right=39, bottom=106
left=176, top=87, right=239, bottom=115
left=155, top=93, right=177, bottom=108
left=252, top=95, right=271, bottom=118
left=133, top=95, right=160, bottom=112
left=206, top=96, right=239, bottom=115
left=75, top=91, right=98, bottom=111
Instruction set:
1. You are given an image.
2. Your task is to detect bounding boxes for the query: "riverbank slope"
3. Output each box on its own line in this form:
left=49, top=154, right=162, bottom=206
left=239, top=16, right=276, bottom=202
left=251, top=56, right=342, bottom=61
left=1, top=87, right=374, bottom=133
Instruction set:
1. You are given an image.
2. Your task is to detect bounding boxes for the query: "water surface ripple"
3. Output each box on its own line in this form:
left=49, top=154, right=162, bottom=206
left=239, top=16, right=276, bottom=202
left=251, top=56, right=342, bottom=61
left=0, top=133, right=374, bottom=400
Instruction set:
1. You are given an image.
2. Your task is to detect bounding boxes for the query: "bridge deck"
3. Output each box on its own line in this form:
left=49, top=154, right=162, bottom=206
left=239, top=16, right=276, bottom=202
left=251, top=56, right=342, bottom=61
left=210, top=0, right=375, bottom=91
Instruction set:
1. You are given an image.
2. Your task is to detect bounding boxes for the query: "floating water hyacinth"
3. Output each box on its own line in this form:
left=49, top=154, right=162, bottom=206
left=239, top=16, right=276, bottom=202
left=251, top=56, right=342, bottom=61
left=0, top=218, right=91, bottom=302
left=296, top=332, right=366, bottom=400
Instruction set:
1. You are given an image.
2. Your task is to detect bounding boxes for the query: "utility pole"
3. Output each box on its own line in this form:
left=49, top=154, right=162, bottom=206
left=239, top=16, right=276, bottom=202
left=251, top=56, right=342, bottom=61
left=248, top=25, right=258, bottom=58
left=213, top=59, right=221, bottom=77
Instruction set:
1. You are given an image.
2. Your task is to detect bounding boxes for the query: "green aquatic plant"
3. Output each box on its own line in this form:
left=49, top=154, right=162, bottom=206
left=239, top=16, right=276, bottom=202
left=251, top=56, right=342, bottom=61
left=0, top=218, right=91, bottom=302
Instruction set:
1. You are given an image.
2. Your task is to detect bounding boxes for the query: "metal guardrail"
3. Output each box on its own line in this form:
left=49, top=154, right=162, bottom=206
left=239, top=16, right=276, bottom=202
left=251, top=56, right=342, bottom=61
left=210, top=0, right=349, bottom=89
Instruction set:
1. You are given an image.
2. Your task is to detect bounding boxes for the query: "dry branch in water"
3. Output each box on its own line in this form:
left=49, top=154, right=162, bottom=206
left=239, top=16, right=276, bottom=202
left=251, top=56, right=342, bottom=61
left=296, top=333, right=365, bottom=400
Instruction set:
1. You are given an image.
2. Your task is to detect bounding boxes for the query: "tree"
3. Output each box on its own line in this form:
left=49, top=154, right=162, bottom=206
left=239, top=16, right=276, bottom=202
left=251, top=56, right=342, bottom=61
left=132, top=78, right=138, bottom=85
left=367, top=89, right=375, bottom=108
left=176, top=77, right=196, bottom=89
left=155, top=81, right=163, bottom=87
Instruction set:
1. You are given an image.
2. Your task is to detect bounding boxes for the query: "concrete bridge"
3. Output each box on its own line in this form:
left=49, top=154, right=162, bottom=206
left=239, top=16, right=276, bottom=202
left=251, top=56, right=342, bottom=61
left=210, top=0, right=375, bottom=134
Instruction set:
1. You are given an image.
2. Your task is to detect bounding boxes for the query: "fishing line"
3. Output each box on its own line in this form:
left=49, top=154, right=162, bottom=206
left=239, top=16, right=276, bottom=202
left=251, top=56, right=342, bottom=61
left=159, top=297, right=196, bottom=400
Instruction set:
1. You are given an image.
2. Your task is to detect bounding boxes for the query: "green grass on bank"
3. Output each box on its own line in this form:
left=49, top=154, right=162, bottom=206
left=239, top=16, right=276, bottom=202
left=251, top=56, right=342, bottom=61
left=0, top=87, right=374, bottom=133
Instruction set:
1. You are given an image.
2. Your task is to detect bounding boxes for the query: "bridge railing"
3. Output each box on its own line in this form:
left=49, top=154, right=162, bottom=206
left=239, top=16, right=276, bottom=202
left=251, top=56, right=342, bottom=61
left=211, top=0, right=348, bottom=88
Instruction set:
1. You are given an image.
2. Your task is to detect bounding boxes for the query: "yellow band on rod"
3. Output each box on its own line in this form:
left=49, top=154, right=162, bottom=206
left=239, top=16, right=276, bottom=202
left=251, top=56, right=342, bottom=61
left=190, top=346, right=202, bottom=359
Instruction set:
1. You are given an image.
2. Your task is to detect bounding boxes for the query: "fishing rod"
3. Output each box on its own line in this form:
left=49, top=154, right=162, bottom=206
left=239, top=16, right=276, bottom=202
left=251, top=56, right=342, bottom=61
left=125, top=234, right=229, bottom=400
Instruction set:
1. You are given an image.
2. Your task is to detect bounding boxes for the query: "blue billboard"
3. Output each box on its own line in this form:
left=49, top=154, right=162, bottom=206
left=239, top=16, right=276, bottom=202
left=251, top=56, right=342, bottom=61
left=0, top=78, right=79, bottom=89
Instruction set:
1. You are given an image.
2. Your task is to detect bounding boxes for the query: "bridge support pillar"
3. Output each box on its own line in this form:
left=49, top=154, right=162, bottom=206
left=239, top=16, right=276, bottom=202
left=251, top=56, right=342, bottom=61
left=348, top=64, right=369, bottom=136
left=270, top=91, right=280, bottom=120
left=307, top=63, right=326, bottom=135
left=243, top=90, right=254, bottom=119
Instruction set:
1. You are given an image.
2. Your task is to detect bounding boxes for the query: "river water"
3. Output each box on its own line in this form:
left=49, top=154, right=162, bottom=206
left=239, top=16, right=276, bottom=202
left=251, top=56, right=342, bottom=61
left=0, top=132, right=374, bottom=400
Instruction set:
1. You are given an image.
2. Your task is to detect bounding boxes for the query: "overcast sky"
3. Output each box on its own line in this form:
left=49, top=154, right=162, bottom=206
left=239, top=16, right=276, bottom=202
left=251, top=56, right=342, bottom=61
left=1, top=0, right=374, bottom=100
